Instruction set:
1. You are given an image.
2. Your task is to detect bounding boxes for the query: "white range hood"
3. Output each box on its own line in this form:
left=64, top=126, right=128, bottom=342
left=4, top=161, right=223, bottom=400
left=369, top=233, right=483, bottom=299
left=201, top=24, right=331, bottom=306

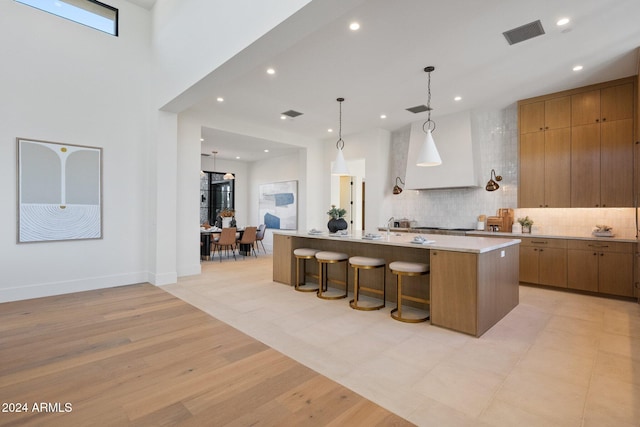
left=404, top=110, right=481, bottom=190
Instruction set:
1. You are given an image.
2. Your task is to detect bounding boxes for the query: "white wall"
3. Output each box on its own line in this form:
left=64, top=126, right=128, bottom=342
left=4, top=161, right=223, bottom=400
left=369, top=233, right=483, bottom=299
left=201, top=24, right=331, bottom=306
left=324, top=128, right=392, bottom=230
left=0, top=1, right=153, bottom=302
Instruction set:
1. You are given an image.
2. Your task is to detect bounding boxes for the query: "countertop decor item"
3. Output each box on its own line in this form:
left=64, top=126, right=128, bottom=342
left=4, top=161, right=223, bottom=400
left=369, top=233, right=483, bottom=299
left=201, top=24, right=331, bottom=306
left=517, top=216, right=534, bottom=233
left=592, top=224, right=614, bottom=237
left=326, top=205, right=348, bottom=233
left=416, top=66, right=442, bottom=167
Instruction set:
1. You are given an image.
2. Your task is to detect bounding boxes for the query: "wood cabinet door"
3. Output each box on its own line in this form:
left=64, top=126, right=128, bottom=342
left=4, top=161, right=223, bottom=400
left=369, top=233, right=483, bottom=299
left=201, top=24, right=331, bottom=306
left=538, top=247, right=567, bottom=287
left=567, top=250, right=599, bottom=292
left=430, top=250, right=477, bottom=336
left=598, top=251, right=634, bottom=297
left=545, top=96, right=571, bottom=130
left=571, top=124, right=601, bottom=207
left=601, top=83, right=634, bottom=122
left=572, top=90, right=600, bottom=126
left=519, top=132, right=545, bottom=208
left=520, top=102, right=545, bottom=134
left=544, top=128, right=571, bottom=207
left=600, top=119, right=634, bottom=207
left=519, top=246, right=539, bottom=283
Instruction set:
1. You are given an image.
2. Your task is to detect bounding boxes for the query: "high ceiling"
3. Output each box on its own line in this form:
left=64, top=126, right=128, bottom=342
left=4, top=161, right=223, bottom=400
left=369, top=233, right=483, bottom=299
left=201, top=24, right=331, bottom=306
left=183, top=0, right=640, bottom=161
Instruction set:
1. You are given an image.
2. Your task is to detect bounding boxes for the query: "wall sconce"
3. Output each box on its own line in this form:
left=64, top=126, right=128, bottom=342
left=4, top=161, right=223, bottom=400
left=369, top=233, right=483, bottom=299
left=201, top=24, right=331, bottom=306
left=393, top=177, right=405, bottom=195
left=485, top=169, right=502, bottom=191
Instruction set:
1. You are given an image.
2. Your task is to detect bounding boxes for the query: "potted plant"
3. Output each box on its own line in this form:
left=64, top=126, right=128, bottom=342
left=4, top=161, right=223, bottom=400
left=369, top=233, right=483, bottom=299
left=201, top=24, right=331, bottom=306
left=326, top=205, right=348, bottom=233
left=517, top=216, right=534, bottom=233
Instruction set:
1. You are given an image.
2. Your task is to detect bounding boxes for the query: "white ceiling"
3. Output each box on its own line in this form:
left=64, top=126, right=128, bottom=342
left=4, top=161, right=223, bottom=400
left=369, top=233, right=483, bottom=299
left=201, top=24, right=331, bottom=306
left=186, top=0, right=640, bottom=161
left=125, top=0, right=156, bottom=10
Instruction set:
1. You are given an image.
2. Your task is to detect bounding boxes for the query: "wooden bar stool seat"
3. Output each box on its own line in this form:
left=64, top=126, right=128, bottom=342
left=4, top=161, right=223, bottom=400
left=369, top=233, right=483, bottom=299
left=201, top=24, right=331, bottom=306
left=315, top=251, right=349, bottom=300
left=349, top=256, right=386, bottom=311
left=389, top=261, right=430, bottom=323
left=293, top=248, right=320, bottom=292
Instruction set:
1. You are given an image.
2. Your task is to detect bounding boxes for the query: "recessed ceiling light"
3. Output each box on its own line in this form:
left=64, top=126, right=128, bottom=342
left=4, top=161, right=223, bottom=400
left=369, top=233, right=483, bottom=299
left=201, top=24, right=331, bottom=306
left=200, top=138, right=204, bottom=142
left=264, top=149, right=269, bottom=153
left=216, top=97, right=224, bottom=102
left=235, top=156, right=240, bottom=159
left=573, top=65, right=583, bottom=71
left=454, top=96, right=462, bottom=101
left=557, top=17, right=570, bottom=26
left=280, top=115, right=287, bottom=120
left=349, top=22, right=360, bottom=31
left=328, top=128, right=333, bottom=133
left=266, top=68, right=275, bottom=75
left=380, top=114, right=387, bottom=119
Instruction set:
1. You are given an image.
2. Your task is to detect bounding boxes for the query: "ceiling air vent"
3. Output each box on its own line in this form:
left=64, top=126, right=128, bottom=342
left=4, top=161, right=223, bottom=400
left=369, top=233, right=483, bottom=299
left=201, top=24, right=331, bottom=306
left=406, top=105, right=431, bottom=114
left=281, top=109, right=303, bottom=118
left=503, top=20, right=545, bottom=45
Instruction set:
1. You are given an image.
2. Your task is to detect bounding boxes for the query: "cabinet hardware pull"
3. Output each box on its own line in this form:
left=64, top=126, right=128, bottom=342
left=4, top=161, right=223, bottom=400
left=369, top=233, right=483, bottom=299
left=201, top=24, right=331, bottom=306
left=587, top=244, right=608, bottom=248
left=602, top=117, right=606, bottom=121
left=531, top=241, right=548, bottom=244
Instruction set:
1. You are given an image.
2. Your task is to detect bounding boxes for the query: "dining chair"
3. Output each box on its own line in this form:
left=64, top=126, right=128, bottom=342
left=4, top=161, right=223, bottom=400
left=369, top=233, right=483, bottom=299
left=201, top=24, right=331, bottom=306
left=237, top=226, right=257, bottom=258
left=212, top=227, right=237, bottom=262
left=255, top=224, right=267, bottom=253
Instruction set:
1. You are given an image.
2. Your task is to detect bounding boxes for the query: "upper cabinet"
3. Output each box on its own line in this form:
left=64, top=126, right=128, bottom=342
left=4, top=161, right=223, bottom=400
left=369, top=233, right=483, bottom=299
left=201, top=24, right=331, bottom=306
left=518, top=96, right=571, bottom=208
left=518, top=77, right=637, bottom=208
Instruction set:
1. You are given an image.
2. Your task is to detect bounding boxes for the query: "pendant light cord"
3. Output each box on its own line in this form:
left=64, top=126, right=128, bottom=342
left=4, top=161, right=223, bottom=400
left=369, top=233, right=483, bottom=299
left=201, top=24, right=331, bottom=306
left=423, top=67, right=436, bottom=133
left=336, top=98, right=345, bottom=150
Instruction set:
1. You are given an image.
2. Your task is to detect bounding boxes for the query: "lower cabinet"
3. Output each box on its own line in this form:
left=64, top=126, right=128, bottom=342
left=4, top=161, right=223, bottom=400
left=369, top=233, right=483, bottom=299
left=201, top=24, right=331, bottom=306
left=567, top=240, right=634, bottom=297
left=519, top=238, right=567, bottom=287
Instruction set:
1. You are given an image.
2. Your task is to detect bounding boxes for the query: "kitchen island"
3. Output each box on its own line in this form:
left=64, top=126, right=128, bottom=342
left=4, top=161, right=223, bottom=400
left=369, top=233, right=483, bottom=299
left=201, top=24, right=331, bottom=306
left=273, top=231, right=521, bottom=337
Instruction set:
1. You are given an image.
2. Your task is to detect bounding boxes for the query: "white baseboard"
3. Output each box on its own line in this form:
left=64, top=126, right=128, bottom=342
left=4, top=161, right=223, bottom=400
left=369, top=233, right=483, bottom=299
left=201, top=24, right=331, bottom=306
left=0, top=272, right=149, bottom=303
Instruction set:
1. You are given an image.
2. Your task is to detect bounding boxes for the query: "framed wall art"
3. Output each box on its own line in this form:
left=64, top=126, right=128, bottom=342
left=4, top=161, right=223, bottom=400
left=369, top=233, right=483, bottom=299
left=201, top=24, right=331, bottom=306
left=258, top=180, right=297, bottom=230
left=17, top=138, right=103, bottom=243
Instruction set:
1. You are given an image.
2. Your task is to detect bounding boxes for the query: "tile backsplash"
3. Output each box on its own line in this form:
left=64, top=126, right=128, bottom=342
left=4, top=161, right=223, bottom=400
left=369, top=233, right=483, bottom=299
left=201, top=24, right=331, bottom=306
left=387, top=105, right=638, bottom=238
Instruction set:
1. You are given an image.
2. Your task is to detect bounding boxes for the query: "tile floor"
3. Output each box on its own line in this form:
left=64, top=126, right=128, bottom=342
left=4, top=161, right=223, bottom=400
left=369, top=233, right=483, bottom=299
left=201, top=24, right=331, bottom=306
left=163, top=255, right=640, bottom=427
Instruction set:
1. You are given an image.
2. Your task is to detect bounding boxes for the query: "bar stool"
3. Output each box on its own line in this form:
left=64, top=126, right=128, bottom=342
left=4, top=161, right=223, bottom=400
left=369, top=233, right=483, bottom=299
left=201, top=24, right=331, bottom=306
left=315, top=251, right=349, bottom=300
left=349, top=256, right=386, bottom=310
left=293, top=248, right=320, bottom=292
left=389, top=261, right=430, bottom=323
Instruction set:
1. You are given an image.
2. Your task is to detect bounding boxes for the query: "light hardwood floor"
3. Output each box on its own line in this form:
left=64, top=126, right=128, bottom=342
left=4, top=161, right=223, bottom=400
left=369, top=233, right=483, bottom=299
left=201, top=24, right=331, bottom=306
left=0, top=283, right=413, bottom=426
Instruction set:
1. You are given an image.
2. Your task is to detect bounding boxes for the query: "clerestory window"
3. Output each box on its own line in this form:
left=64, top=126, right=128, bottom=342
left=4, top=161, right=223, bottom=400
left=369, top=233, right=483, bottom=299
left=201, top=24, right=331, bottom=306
left=16, top=0, right=118, bottom=36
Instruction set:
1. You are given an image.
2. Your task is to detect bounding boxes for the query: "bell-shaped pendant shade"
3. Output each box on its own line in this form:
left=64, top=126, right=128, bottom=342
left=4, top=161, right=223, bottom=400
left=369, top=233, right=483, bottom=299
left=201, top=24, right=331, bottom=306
left=416, top=129, right=442, bottom=166
left=332, top=148, right=350, bottom=176
left=223, top=172, right=235, bottom=180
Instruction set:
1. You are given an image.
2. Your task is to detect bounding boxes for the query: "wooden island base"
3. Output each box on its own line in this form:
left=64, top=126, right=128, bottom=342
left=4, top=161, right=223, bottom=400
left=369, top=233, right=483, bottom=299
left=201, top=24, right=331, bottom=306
left=273, top=232, right=520, bottom=337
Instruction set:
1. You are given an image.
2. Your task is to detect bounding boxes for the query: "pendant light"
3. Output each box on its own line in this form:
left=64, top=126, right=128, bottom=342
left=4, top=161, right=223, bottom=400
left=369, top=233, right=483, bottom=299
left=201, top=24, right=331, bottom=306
left=212, top=150, right=235, bottom=180
left=331, top=97, right=350, bottom=176
left=417, top=66, right=442, bottom=166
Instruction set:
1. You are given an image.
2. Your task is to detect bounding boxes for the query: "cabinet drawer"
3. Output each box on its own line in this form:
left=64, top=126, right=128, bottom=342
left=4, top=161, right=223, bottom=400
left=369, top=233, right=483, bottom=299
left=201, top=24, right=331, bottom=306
left=567, top=240, right=632, bottom=253
left=520, top=237, right=567, bottom=249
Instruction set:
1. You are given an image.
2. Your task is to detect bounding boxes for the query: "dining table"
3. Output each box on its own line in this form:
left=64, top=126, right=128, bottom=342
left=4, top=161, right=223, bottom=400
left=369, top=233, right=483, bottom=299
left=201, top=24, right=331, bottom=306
left=200, top=227, right=247, bottom=260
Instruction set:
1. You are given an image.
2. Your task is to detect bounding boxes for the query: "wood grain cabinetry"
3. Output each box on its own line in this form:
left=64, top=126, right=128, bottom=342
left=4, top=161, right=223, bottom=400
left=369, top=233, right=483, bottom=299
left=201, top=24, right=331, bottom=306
left=571, top=82, right=635, bottom=207
left=519, top=97, right=571, bottom=208
left=519, top=237, right=567, bottom=287
left=567, top=240, right=634, bottom=297
left=430, top=246, right=519, bottom=337
left=519, top=78, right=636, bottom=208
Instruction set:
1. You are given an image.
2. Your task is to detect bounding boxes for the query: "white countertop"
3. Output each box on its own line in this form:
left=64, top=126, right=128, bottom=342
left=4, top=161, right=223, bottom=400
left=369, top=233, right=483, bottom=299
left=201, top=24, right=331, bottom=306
left=467, top=230, right=638, bottom=243
left=277, top=230, right=520, bottom=254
